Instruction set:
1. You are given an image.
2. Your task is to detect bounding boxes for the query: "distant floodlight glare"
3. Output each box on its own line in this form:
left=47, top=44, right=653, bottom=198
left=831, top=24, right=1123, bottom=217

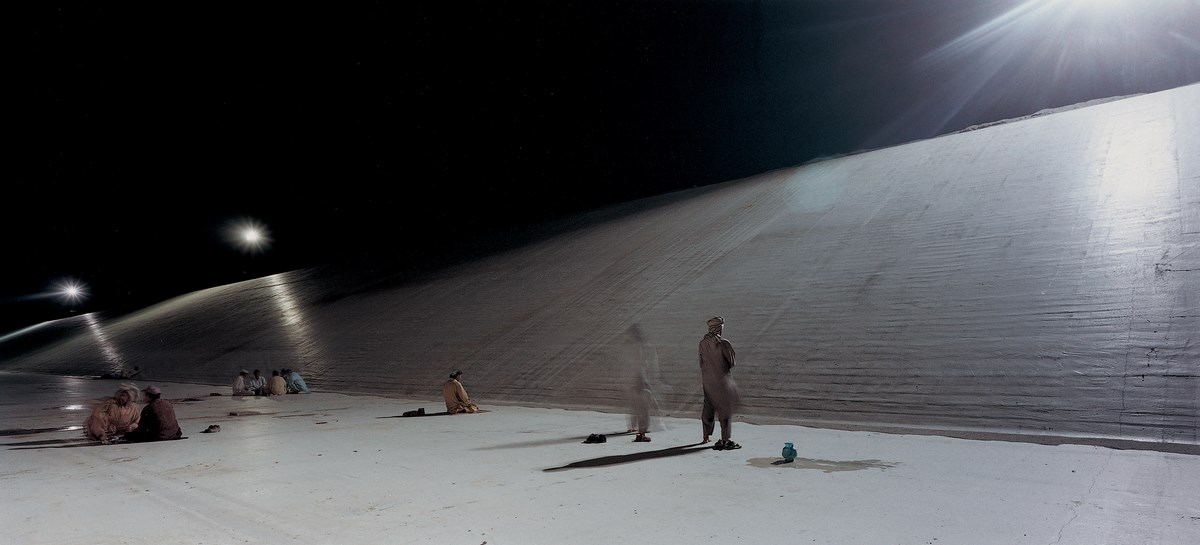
left=226, top=218, right=272, bottom=254
left=895, top=0, right=1158, bottom=141
left=55, top=279, right=87, bottom=304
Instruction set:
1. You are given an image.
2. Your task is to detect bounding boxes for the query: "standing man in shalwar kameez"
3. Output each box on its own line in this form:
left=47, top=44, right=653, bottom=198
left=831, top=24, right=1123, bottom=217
left=699, top=316, right=741, bottom=450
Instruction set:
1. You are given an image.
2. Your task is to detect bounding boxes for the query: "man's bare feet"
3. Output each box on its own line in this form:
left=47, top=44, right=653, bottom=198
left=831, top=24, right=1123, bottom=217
left=701, top=436, right=710, bottom=444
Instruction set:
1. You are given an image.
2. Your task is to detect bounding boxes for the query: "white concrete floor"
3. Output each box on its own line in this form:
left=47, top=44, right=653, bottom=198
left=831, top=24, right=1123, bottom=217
left=2, top=373, right=1198, bottom=545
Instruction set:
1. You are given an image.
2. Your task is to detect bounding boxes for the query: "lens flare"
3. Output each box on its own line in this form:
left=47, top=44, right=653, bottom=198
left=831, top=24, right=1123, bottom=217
left=54, top=279, right=87, bottom=304
left=226, top=218, right=272, bottom=254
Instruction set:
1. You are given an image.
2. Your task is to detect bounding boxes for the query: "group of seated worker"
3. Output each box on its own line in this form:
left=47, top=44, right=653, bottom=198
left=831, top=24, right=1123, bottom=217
left=231, top=368, right=311, bottom=396
left=84, top=384, right=182, bottom=444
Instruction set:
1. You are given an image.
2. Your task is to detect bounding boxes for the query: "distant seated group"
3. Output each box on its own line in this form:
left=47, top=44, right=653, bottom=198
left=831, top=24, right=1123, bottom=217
left=84, top=384, right=182, bottom=444
left=96, top=366, right=141, bottom=380
left=231, top=368, right=310, bottom=396
left=84, top=368, right=475, bottom=446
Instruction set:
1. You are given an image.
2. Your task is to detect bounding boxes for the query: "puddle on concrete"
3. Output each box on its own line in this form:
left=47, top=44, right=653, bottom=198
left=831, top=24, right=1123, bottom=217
left=0, top=425, right=82, bottom=437
left=747, top=457, right=897, bottom=472
left=46, top=405, right=86, bottom=411
left=3, top=437, right=90, bottom=447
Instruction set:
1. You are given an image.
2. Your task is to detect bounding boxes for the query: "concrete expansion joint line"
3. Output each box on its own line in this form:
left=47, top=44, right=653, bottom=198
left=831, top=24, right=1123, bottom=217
left=1050, top=449, right=1113, bottom=545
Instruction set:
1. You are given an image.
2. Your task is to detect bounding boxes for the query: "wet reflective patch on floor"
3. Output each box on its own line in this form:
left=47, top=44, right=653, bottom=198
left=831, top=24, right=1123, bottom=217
left=747, top=457, right=897, bottom=472
left=45, top=405, right=87, bottom=411
left=3, top=437, right=91, bottom=447
left=0, top=426, right=79, bottom=437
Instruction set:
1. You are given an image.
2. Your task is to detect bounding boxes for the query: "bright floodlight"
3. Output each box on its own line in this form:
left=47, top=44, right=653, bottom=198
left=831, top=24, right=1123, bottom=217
left=226, top=218, right=272, bottom=254
left=891, top=0, right=1169, bottom=143
left=243, top=227, right=263, bottom=244
left=55, top=279, right=87, bottom=304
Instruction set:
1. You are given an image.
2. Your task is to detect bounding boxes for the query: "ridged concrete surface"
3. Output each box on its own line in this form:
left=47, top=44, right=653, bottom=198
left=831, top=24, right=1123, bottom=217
left=4, top=83, right=1197, bottom=447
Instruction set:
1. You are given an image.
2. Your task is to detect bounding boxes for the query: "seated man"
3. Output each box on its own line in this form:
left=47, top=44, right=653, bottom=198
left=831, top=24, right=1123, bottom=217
left=231, top=369, right=251, bottom=396
left=268, top=370, right=288, bottom=396
left=443, top=370, right=479, bottom=414
left=283, top=368, right=311, bottom=394
left=247, top=369, right=268, bottom=396
left=123, top=385, right=182, bottom=442
left=84, top=383, right=141, bottom=443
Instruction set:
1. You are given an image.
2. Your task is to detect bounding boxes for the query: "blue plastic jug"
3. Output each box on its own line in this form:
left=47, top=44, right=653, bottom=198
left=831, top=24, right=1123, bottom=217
left=781, top=442, right=797, bottom=462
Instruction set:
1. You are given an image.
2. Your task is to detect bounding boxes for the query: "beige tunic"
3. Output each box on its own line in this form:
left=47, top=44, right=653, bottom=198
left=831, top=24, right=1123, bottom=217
left=443, top=379, right=478, bottom=414
left=231, top=375, right=249, bottom=395
left=269, top=375, right=288, bottom=396
left=84, top=399, right=141, bottom=441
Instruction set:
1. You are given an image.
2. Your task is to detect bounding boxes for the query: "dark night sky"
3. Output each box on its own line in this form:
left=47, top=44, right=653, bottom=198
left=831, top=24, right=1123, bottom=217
left=6, top=0, right=1200, bottom=334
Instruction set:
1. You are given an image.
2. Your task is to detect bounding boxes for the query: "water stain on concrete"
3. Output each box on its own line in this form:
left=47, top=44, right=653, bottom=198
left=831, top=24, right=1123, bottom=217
left=747, top=457, right=897, bottom=472
left=0, top=426, right=78, bottom=437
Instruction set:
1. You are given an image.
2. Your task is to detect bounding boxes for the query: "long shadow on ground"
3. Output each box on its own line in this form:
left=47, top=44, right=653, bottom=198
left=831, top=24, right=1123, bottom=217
left=477, top=431, right=638, bottom=451
left=544, top=443, right=711, bottom=471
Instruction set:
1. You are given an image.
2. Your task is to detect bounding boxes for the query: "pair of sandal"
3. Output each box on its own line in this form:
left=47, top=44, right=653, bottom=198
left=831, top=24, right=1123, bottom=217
left=712, top=439, right=741, bottom=451
left=633, top=434, right=651, bottom=442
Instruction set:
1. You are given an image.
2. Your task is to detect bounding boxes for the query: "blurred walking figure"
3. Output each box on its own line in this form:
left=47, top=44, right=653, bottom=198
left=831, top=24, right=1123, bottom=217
left=699, top=316, right=740, bottom=450
left=628, top=374, right=656, bottom=442
left=443, top=370, right=479, bottom=414
left=84, top=383, right=141, bottom=443
left=622, top=324, right=661, bottom=442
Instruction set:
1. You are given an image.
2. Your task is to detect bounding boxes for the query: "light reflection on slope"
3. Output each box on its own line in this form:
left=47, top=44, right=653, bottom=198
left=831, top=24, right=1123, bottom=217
left=85, top=313, right=125, bottom=372
left=267, top=273, right=329, bottom=377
